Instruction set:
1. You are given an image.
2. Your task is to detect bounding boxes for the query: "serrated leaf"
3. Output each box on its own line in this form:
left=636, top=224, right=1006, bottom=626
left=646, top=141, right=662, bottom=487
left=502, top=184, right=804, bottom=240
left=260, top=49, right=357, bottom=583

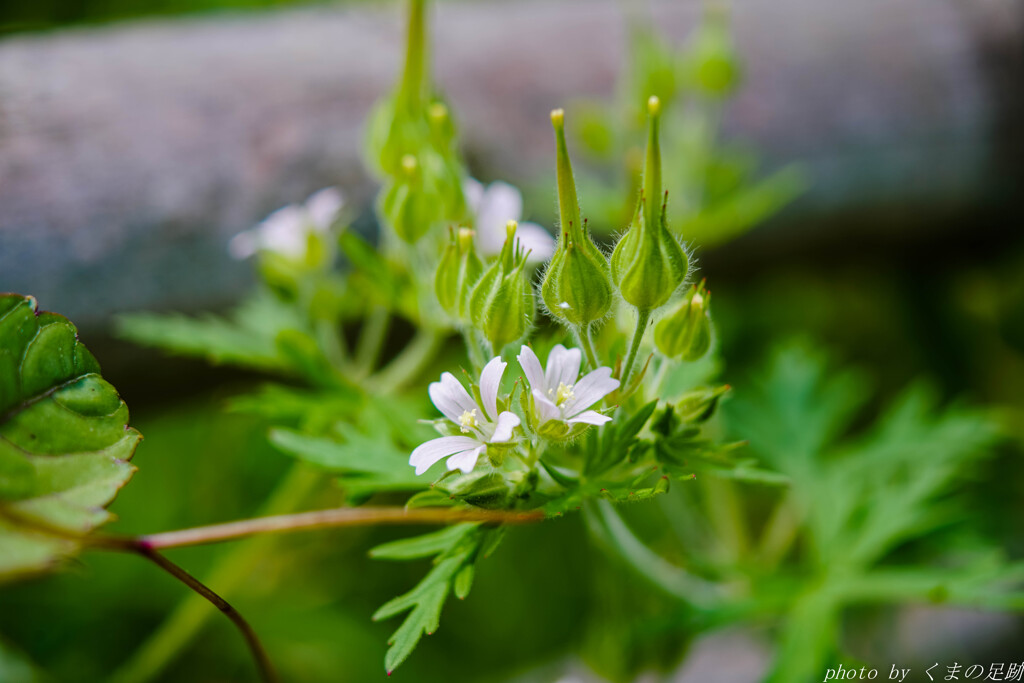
left=370, top=523, right=477, bottom=561
left=0, top=294, right=141, bottom=581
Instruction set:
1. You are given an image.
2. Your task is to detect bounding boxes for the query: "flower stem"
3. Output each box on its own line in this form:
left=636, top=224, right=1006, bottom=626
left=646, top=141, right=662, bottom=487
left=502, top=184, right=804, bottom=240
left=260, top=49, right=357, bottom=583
left=622, top=307, right=651, bottom=383
left=355, top=306, right=390, bottom=374
left=576, top=323, right=600, bottom=370
left=109, top=465, right=322, bottom=683
left=461, top=328, right=486, bottom=372
left=137, top=506, right=544, bottom=550
left=371, top=328, right=444, bottom=393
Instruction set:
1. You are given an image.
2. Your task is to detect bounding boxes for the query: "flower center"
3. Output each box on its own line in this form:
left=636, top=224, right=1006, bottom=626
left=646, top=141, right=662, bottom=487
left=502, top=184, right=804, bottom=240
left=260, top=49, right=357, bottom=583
left=458, top=408, right=479, bottom=433
left=548, top=382, right=575, bottom=406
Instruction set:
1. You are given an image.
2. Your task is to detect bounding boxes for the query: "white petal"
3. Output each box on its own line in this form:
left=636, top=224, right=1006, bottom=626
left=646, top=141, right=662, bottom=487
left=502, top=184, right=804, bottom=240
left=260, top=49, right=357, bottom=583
left=563, top=366, right=619, bottom=415
left=305, top=187, right=344, bottom=231
left=259, top=205, right=308, bottom=257
left=567, top=410, right=612, bottom=426
left=410, top=436, right=482, bottom=475
left=428, top=372, right=479, bottom=424
left=545, top=345, right=582, bottom=390
left=489, top=411, right=521, bottom=443
left=531, top=389, right=561, bottom=423
left=478, top=357, right=506, bottom=421
left=463, top=178, right=485, bottom=215
left=227, top=231, right=259, bottom=260
left=446, top=445, right=486, bottom=474
left=476, top=181, right=523, bottom=255
left=515, top=222, right=555, bottom=263
left=517, top=346, right=546, bottom=393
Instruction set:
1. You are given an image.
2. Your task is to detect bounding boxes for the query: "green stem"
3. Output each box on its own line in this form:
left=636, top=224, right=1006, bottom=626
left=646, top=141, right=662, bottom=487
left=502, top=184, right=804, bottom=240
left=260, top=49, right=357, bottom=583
left=371, top=329, right=444, bottom=394
left=398, top=0, right=427, bottom=108
left=621, top=307, right=651, bottom=383
left=109, top=465, right=322, bottom=683
left=355, top=306, right=390, bottom=374
left=576, top=324, right=600, bottom=370
left=461, top=328, right=486, bottom=373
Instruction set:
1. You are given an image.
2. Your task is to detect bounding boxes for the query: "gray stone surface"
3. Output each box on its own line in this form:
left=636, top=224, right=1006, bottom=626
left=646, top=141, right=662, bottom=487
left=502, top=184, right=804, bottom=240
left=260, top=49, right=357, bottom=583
left=0, top=0, right=1020, bottom=329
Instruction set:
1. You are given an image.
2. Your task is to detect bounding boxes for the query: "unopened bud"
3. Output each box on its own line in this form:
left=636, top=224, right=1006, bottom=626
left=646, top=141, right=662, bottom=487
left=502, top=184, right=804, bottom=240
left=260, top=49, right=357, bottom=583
left=540, top=109, right=614, bottom=328
left=380, top=154, right=444, bottom=243
left=436, top=227, right=484, bottom=321
left=654, top=282, right=712, bottom=361
left=610, top=96, right=689, bottom=311
left=469, top=222, right=535, bottom=350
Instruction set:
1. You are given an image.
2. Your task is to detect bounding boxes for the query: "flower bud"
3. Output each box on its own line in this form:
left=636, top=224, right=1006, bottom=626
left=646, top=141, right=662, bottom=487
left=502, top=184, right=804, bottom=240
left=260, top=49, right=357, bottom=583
left=540, top=109, right=614, bottom=328
left=654, top=281, right=712, bottom=361
left=435, top=227, right=484, bottom=321
left=610, top=96, right=689, bottom=312
left=380, top=155, right=442, bottom=243
left=469, top=221, right=536, bottom=350
left=686, top=3, right=740, bottom=97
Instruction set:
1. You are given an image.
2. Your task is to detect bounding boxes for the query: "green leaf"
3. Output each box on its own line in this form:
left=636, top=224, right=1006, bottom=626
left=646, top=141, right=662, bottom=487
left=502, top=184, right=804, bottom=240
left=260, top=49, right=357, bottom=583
left=116, top=292, right=303, bottom=372
left=371, top=526, right=481, bottom=673
left=370, top=523, right=477, bottom=561
left=0, top=294, right=141, bottom=581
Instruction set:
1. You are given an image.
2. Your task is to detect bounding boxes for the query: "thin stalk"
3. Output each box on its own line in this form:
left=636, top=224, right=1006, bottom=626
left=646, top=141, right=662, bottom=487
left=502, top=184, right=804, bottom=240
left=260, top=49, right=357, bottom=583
left=110, top=465, right=322, bottom=683
left=138, top=507, right=545, bottom=551
left=575, top=324, right=600, bottom=370
left=135, top=548, right=278, bottom=683
left=621, top=307, right=651, bottom=383
left=370, top=328, right=444, bottom=394
left=461, top=328, right=486, bottom=372
left=355, top=306, right=390, bottom=373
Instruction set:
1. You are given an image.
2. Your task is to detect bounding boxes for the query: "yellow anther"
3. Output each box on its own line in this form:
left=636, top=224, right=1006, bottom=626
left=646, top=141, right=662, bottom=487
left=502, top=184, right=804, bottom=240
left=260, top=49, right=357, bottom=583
left=458, top=408, right=479, bottom=432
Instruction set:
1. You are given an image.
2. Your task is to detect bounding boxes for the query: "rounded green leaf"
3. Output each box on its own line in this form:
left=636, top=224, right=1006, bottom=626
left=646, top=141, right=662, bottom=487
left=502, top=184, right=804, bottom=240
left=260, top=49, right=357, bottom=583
left=0, top=294, right=141, bottom=581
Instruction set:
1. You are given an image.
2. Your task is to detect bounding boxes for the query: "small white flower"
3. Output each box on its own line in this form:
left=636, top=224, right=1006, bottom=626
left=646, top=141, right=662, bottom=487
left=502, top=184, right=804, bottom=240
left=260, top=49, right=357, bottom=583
left=517, top=345, right=620, bottom=428
left=228, top=187, right=344, bottom=260
left=464, top=178, right=555, bottom=263
left=410, top=357, right=522, bottom=475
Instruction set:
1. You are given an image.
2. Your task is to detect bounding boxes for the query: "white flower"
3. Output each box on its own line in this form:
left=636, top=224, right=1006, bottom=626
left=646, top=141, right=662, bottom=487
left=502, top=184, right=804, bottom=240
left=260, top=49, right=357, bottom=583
left=228, top=187, right=344, bottom=260
left=464, top=178, right=555, bottom=263
left=410, top=357, right=522, bottom=475
left=517, top=345, right=620, bottom=428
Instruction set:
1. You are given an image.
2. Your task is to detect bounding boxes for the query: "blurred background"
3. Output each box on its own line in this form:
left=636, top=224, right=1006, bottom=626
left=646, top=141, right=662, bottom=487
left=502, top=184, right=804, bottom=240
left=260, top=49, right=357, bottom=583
left=1, top=0, right=1023, bottom=681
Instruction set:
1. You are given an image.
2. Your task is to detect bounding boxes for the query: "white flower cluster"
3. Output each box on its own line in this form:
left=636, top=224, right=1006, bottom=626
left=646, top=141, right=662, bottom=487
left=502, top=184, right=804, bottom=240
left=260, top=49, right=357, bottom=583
left=410, top=345, right=619, bottom=475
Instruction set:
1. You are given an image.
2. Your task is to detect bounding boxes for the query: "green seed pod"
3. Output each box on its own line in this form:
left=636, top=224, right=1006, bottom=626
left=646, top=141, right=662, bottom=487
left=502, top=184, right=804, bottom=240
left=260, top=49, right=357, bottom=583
left=435, top=227, right=483, bottom=321
left=469, top=221, right=536, bottom=350
left=610, top=96, right=689, bottom=311
left=654, top=282, right=712, bottom=361
left=540, top=109, right=614, bottom=328
left=380, top=155, right=442, bottom=243
left=686, top=3, right=740, bottom=98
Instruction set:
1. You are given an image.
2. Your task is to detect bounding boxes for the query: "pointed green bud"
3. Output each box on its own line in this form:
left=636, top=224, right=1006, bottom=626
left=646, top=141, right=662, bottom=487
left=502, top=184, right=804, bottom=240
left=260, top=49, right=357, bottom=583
left=540, top=109, right=614, bottom=328
left=687, top=2, right=740, bottom=97
left=469, top=221, right=535, bottom=350
left=654, top=281, right=712, bottom=361
left=435, top=227, right=483, bottom=321
left=610, top=96, right=689, bottom=311
left=379, top=154, right=442, bottom=243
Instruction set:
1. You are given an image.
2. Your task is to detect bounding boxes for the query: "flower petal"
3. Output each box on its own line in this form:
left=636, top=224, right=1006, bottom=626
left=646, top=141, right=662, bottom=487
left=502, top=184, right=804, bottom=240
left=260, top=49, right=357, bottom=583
left=545, top=345, right=582, bottom=391
left=428, top=372, right=479, bottom=424
left=489, top=411, right=521, bottom=443
left=463, top=178, right=485, bottom=215
left=515, top=222, right=555, bottom=263
left=410, top=436, right=482, bottom=475
left=479, top=357, right=506, bottom=421
left=531, top=389, right=561, bottom=423
left=517, top=346, right=546, bottom=393
left=305, top=187, right=344, bottom=231
left=227, top=231, right=259, bottom=260
left=476, top=181, right=523, bottom=255
left=445, top=445, right=486, bottom=474
left=563, top=366, right=619, bottom=415
left=567, top=410, right=612, bottom=426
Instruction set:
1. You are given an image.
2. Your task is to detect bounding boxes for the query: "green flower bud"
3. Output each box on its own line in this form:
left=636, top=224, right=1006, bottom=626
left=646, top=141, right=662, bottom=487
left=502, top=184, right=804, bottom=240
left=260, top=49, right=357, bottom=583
left=654, top=281, right=712, bottom=361
left=469, top=221, right=536, bottom=350
left=686, top=3, right=740, bottom=97
left=540, top=109, right=614, bottom=328
left=610, top=96, right=689, bottom=311
left=380, top=154, right=442, bottom=243
left=435, top=227, right=484, bottom=321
